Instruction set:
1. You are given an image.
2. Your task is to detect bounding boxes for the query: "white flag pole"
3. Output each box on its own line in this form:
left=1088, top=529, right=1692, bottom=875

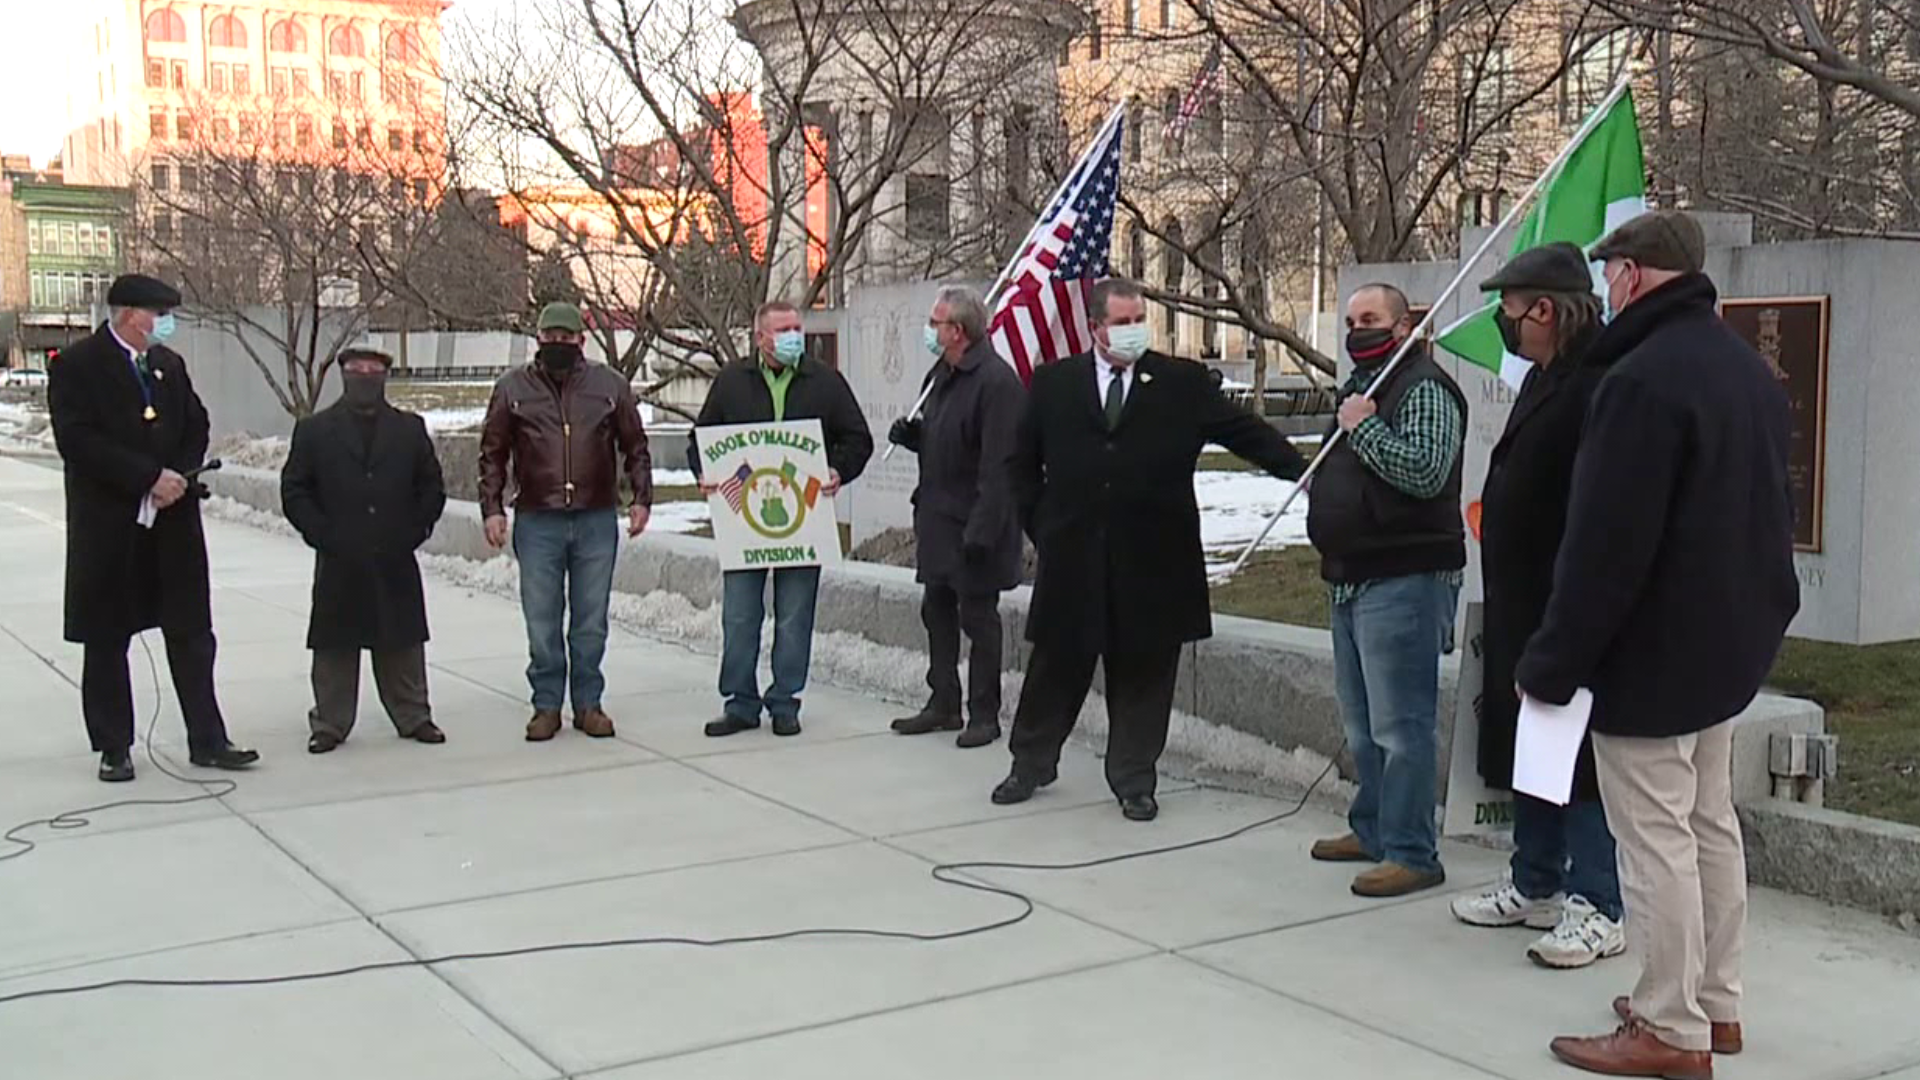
left=881, top=102, right=1130, bottom=462
left=1221, top=71, right=1637, bottom=577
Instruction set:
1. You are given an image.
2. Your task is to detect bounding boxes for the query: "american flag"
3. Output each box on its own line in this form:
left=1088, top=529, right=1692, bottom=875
left=718, top=463, right=751, bottom=514
left=988, top=104, right=1126, bottom=384
left=1163, top=44, right=1224, bottom=146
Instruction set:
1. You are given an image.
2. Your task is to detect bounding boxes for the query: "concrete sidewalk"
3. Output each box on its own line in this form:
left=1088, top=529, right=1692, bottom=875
left=0, top=454, right=1915, bottom=1080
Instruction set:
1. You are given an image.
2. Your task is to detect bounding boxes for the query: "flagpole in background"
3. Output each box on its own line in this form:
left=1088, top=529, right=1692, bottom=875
left=881, top=101, right=1130, bottom=463
left=1221, top=70, right=1638, bottom=577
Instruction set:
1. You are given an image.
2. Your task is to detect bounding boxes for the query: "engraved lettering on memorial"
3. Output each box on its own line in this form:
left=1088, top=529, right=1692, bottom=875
left=1721, top=297, right=1829, bottom=552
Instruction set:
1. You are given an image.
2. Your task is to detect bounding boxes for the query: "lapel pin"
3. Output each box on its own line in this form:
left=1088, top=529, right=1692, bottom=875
left=1139, top=371, right=1153, bottom=384
left=155, top=369, right=165, bottom=381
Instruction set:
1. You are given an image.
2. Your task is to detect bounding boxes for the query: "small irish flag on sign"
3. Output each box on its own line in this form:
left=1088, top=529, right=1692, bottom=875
left=1437, top=89, right=1646, bottom=389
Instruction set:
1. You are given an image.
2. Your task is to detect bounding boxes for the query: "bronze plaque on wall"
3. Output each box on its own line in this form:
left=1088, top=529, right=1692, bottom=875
left=1720, top=296, right=1830, bottom=552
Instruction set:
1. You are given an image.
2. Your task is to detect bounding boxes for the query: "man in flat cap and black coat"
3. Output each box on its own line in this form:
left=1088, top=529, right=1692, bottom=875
left=47, top=273, right=260, bottom=782
left=1447, top=242, right=1624, bottom=972
left=281, top=347, right=448, bottom=755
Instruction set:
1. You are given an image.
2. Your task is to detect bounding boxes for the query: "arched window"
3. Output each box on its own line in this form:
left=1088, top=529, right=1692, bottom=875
left=384, top=28, right=424, bottom=66
left=270, top=19, right=307, bottom=53
left=209, top=14, right=247, bottom=49
left=1128, top=225, right=1146, bottom=280
left=145, top=8, right=186, bottom=44
left=330, top=25, right=366, bottom=58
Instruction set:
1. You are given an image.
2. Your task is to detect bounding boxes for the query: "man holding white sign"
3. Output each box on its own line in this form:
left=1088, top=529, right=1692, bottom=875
left=690, top=301, right=873, bottom=738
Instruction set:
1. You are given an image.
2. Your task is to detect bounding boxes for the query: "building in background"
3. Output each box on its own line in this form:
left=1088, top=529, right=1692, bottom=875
left=61, top=0, right=448, bottom=189
left=0, top=175, right=130, bottom=365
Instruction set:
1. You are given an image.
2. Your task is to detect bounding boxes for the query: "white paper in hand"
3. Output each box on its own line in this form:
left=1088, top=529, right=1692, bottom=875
left=136, top=495, right=158, bottom=529
left=1513, top=688, right=1594, bottom=806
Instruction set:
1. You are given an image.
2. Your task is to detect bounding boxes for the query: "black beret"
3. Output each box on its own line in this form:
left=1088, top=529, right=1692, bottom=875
left=1480, top=242, right=1594, bottom=294
left=106, top=274, right=182, bottom=311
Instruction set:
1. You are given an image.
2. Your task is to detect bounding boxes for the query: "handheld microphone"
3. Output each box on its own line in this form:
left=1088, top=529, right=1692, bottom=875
left=184, top=458, right=222, bottom=501
left=183, top=458, right=224, bottom=481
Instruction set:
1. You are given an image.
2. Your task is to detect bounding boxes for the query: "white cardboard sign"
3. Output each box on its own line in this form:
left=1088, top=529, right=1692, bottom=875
left=696, top=420, right=844, bottom=572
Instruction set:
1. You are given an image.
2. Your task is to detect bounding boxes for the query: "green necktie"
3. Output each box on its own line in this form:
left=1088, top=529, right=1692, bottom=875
left=1104, top=367, right=1125, bottom=430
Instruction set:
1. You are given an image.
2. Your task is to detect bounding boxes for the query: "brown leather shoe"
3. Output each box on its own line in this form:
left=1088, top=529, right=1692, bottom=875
left=573, top=707, right=616, bottom=738
left=1350, top=862, right=1446, bottom=898
left=526, top=710, right=563, bottom=742
left=1613, top=997, right=1743, bottom=1055
left=1551, top=1020, right=1712, bottom=1079
left=1310, top=833, right=1378, bottom=863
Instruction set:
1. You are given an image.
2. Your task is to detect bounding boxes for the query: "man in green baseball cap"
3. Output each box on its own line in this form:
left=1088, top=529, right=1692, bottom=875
left=480, top=300, right=653, bottom=743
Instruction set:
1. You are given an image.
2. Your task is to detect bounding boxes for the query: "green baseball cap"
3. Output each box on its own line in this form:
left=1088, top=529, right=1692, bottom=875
left=537, top=302, right=586, bottom=334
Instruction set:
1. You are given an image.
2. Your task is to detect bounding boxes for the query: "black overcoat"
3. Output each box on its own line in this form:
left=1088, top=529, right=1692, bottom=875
left=1014, top=351, right=1307, bottom=654
left=1517, top=274, right=1800, bottom=737
left=1477, top=330, right=1605, bottom=800
left=48, top=325, right=213, bottom=644
left=281, top=402, right=447, bottom=651
left=910, top=338, right=1026, bottom=592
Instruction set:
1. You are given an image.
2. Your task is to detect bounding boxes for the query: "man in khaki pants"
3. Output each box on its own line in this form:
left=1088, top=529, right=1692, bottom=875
left=1514, top=212, right=1799, bottom=1079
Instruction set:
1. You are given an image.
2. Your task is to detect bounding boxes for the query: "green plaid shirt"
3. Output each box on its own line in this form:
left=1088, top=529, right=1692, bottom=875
left=1327, top=367, right=1466, bottom=606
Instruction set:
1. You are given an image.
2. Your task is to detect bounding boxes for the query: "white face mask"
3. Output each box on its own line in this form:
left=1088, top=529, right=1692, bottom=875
left=1602, top=264, right=1630, bottom=325
left=1104, top=323, right=1149, bottom=363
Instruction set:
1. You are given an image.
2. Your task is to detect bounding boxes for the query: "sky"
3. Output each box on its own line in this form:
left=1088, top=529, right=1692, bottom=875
left=0, top=0, right=520, bottom=167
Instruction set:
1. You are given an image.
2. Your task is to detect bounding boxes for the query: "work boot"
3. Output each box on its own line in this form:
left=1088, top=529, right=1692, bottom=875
left=573, top=708, right=616, bottom=738
left=891, top=709, right=962, bottom=735
left=526, top=710, right=563, bottom=742
left=1350, top=862, right=1446, bottom=898
left=1550, top=1021, right=1713, bottom=1079
left=955, top=721, right=1001, bottom=749
left=1309, top=833, right=1378, bottom=863
left=705, top=715, right=760, bottom=737
left=1614, top=998, right=1743, bottom=1055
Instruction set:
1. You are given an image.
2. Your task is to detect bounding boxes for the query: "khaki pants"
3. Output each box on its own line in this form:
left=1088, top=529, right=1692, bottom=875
left=1593, top=720, right=1746, bottom=1053
left=309, top=645, right=433, bottom=740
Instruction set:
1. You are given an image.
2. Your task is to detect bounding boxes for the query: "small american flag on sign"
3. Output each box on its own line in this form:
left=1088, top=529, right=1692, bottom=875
left=988, top=104, right=1126, bottom=385
left=718, top=463, right=751, bottom=514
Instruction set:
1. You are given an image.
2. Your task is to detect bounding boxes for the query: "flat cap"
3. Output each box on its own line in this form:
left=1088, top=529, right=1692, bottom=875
left=1591, top=210, right=1706, bottom=274
left=537, top=301, right=586, bottom=334
left=1481, top=242, right=1594, bottom=294
left=106, top=273, right=182, bottom=311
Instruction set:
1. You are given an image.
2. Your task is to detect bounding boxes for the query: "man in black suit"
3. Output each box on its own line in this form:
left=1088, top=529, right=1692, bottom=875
left=281, top=348, right=449, bottom=754
left=47, top=274, right=259, bottom=782
left=990, top=277, right=1309, bottom=821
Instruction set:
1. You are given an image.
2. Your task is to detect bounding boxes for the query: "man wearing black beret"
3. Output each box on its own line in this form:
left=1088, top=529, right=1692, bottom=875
left=47, top=273, right=260, bottom=782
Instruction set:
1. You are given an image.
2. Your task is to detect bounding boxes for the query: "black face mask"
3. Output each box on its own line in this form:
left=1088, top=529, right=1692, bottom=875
left=536, top=342, right=582, bottom=372
left=1345, top=327, right=1399, bottom=364
left=1494, top=309, right=1525, bottom=356
left=342, top=374, right=386, bottom=411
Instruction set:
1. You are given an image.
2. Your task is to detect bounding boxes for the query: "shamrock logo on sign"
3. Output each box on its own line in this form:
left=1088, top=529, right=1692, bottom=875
left=739, top=459, right=823, bottom=540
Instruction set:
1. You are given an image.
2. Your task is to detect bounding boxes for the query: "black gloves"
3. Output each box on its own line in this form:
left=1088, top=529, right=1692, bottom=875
left=888, top=417, right=923, bottom=452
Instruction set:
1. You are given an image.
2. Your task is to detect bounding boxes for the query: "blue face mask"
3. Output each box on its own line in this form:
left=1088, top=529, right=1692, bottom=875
left=923, top=324, right=945, bottom=358
left=1104, top=323, right=1150, bottom=363
left=149, top=312, right=178, bottom=344
left=1600, top=265, right=1626, bottom=326
left=771, top=329, right=805, bottom=366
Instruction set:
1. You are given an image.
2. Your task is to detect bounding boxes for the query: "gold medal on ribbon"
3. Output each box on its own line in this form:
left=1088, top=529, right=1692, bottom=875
left=143, top=406, right=157, bottom=422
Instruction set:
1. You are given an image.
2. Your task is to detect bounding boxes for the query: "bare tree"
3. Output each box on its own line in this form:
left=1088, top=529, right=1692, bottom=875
left=1605, top=0, right=1920, bottom=118
left=1058, top=0, right=1624, bottom=384
left=1607, top=0, right=1920, bottom=239
left=452, top=0, right=1077, bottom=379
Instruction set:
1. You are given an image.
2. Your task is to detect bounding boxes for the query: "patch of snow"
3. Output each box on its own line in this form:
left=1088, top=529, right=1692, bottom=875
left=653, top=468, right=697, bottom=487
left=648, top=500, right=710, bottom=535
left=210, top=433, right=290, bottom=471
left=1195, top=470, right=1309, bottom=565
left=419, top=407, right=488, bottom=432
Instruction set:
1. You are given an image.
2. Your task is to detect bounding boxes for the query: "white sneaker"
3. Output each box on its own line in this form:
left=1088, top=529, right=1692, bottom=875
left=1528, top=896, right=1627, bottom=969
left=1451, top=877, right=1564, bottom=929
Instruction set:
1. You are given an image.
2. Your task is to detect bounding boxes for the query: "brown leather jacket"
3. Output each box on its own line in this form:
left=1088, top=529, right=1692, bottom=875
left=478, top=361, right=651, bottom=518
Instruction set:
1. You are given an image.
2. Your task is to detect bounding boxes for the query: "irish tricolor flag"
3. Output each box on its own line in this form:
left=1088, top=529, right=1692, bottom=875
left=1437, top=89, right=1646, bottom=389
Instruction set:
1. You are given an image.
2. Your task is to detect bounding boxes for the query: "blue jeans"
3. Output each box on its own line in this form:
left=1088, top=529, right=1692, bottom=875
left=720, top=567, right=821, bottom=722
left=513, top=509, right=619, bottom=712
left=1331, top=573, right=1459, bottom=875
left=1512, top=792, right=1624, bottom=921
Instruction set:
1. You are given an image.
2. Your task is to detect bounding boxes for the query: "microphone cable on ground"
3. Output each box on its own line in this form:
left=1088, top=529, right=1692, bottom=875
left=0, top=634, right=237, bottom=866
left=0, top=708, right=1340, bottom=1006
